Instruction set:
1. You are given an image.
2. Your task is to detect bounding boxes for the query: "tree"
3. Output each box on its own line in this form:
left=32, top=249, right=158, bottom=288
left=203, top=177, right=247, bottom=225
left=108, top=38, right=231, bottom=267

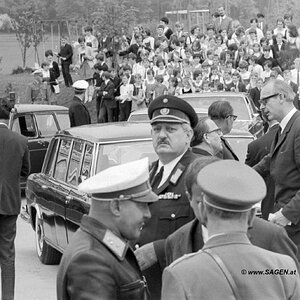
left=5, top=0, right=44, bottom=68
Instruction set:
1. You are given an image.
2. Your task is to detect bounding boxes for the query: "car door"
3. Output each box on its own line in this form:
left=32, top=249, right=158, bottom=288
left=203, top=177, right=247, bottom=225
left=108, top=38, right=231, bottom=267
left=65, top=142, right=94, bottom=243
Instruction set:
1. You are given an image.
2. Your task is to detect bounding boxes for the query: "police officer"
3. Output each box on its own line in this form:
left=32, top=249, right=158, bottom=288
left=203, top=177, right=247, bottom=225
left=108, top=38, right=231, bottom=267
left=135, top=95, right=198, bottom=299
left=25, top=69, right=46, bottom=104
left=56, top=158, right=158, bottom=300
left=162, top=161, right=300, bottom=300
left=69, top=80, right=91, bottom=127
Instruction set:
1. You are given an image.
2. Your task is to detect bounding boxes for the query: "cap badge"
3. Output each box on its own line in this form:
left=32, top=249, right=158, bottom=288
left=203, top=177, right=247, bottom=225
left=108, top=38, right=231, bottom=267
left=163, top=98, right=168, bottom=103
left=160, top=108, right=169, bottom=115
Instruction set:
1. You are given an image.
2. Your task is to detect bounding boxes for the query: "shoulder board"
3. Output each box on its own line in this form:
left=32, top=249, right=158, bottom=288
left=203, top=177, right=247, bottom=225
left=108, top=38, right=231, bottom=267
left=170, top=163, right=185, bottom=185
left=102, top=230, right=128, bottom=261
left=168, top=251, right=200, bottom=269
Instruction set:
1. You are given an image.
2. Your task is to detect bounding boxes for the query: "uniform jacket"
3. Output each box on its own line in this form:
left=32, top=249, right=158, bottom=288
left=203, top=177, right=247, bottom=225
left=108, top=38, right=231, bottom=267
left=246, top=124, right=279, bottom=219
left=254, top=110, right=300, bottom=258
left=57, top=216, right=148, bottom=300
left=0, top=125, right=30, bottom=215
left=98, top=80, right=116, bottom=108
left=165, top=217, right=298, bottom=266
left=137, top=149, right=197, bottom=300
left=69, top=97, right=91, bottom=127
left=162, top=232, right=300, bottom=300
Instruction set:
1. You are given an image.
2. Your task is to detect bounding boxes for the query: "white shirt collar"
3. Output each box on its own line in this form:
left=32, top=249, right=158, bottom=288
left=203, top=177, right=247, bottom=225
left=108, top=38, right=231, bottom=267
left=202, top=225, right=209, bottom=243
left=157, top=151, right=186, bottom=188
left=0, top=122, right=8, bottom=128
left=280, top=107, right=297, bottom=132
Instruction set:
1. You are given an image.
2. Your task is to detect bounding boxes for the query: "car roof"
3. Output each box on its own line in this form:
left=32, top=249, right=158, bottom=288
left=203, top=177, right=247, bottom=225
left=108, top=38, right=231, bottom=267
left=58, top=122, right=153, bottom=143
left=12, top=104, right=69, bottom=113
left=180, top=92, right=248, bottom=98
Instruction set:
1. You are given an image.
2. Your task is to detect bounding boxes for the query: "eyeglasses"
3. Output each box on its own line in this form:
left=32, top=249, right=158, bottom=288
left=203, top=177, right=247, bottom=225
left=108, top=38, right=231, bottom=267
left=259, top=93, right=279, bottom=106
left=206, top=128, right=222, bottom=135
left=226, top=115, right=238, bottom=121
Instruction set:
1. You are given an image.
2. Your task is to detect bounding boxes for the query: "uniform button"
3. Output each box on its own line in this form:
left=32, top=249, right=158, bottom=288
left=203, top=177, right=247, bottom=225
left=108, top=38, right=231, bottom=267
left=135, top=244, right=140, bottom=249
left=171, top=213, right=175, bottom=218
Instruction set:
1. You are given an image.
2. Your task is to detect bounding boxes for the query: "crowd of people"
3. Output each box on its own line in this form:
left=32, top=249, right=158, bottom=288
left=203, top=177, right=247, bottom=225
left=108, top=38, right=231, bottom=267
left=26, top=7, right=300, bottom=122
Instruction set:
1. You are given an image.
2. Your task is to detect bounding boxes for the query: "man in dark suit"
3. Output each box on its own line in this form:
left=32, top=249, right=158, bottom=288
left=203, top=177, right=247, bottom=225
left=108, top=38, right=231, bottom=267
left=135, top=95, right=198, bottom=299
left=246, top=118, right=279, bottom=220
left=191, top=116, right=223, bottom=157
left=214, top=6, right=232, bottom=35
left=257, top=13, right=268, bottom=35
left=162, top=160, right=300, bottom=299
left=271, top=33, right=287, bottom=60
left=254, top=79, right=300, bottom=261
left=0, top=98, right=30, bottom=300
left=97, top=71, right=116, bottom=123
left=208, top=100, right=239, bottom=160
left=56, top=36, right=73, bottom=87
left=69, top=80, right=91, bottom=127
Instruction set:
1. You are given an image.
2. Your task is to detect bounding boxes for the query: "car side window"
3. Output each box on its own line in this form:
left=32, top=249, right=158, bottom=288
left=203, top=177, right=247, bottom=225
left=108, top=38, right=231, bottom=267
left=44, top=138, right=59, bottom=176
left=80, top=143, right=93, bottom=182
left=67, top=141, right=84, bottom=186
left=35, top=114, right=58, bottom=137
left=53, top=139, right=72, bottom=182
left=15, top=115, right=37, bottom=137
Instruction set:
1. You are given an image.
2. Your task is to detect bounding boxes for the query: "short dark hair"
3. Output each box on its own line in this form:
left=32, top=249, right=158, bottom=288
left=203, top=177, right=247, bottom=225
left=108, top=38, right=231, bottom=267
left=84, top=25, right=93, bottom=32
left=160, top=16, right=169, bottom=24
left=257, top=13, right=264, bottom=18
left=191, top=116, right=210, bottom=147
left=45, top=50, right=53, bottom=57
left=0, top=98, right=13, bottom=119
left=208, top=101, right=233, bottom=120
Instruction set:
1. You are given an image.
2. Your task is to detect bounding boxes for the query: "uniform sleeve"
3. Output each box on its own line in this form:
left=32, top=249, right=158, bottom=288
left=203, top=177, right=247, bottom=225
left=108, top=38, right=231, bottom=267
left=66, top=251, right=117, bottom=300
left=161, top=267, right=187, bottom=300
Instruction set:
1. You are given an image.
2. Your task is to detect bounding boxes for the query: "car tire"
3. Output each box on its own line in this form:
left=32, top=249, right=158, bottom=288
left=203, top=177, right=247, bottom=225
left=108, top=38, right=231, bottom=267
left=35, top=215, right=61, bottom=265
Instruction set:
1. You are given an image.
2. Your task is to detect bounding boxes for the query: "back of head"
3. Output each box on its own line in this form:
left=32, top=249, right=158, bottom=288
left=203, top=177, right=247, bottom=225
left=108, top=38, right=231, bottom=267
left=208, top=101, right=233, bottom=120
left=191, top=116, right=210, bottom=147
left=0, top=98, right=13, bottom=120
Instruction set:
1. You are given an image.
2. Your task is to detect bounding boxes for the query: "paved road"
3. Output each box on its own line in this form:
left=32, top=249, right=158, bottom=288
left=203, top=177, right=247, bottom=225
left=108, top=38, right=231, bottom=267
left=14, top=201, right=58, bottom=300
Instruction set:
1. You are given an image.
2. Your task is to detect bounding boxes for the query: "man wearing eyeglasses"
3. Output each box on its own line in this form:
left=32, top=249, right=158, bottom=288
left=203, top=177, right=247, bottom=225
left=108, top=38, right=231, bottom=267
left=191, top=116, right=223, bottom=157
left=208, top=100, right=239, bottom=160
left=254, top=79, right=300, bottom=261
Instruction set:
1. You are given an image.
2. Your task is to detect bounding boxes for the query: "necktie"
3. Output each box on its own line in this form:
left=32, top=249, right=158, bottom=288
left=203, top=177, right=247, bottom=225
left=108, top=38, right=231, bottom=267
left=151, top=166, right=164, bottom=190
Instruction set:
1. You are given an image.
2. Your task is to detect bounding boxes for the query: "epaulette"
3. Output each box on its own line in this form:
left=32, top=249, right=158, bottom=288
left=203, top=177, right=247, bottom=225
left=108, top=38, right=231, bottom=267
left=170, top=163, right=185, bottom=185
left=102, top=230, right=128, bottom=261
left=168, top=251, right=200, bottom=269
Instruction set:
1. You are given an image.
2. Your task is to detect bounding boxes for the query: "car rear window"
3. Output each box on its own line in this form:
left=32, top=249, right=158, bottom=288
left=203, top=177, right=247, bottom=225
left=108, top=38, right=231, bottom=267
left=182, top=96, right=250, bottom=120
left=96, top=140, right=157, bottom=173
left=35, top=114, right=58, bottom=137
left=56, top=112, right=71, bottom=130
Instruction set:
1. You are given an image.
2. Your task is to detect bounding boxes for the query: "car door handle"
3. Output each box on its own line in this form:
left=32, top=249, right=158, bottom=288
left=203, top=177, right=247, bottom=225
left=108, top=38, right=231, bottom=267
left=65, top=195, right=72, bottom=205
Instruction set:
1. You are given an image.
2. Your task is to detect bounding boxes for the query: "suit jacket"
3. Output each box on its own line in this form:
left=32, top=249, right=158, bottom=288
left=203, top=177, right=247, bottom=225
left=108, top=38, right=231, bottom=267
left=165, top=217, right=298, bottom=266
left=98, top=80, right=116, bottom=108
left=214, top=16, right=232, bottom=34
left=220, top=136, right=239, bottom=160
left=137, top=149, right=197, bottom=300
left=59, top=43, right=73, bottom=64
left=254, top=110, right=300, bottom=255
left=246, top=124, right=279, bottom=219
left=69, top=97, right=91, bottom=127
left=0, top=125, right=30, bottom=215
left=57, top=216, right=147, bottom=300
left=162, top=232, right=300, bottom=300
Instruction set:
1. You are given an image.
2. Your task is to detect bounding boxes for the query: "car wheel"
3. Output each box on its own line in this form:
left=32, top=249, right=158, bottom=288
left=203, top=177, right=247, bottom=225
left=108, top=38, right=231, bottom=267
left=35, top=215, right=61, bottom=265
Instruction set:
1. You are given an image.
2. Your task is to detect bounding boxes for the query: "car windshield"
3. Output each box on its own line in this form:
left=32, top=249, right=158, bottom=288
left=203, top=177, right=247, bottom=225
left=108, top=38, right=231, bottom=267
left=182, top=96, right=250, bottom=120
left=56, top=112, right=71, bottom=130
left=96, top=140, right=157, bottom=173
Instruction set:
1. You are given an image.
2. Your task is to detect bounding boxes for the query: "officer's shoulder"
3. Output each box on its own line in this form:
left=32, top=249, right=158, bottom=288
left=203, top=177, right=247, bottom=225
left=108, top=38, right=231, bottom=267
left=167, top=251, right=202, bottom=269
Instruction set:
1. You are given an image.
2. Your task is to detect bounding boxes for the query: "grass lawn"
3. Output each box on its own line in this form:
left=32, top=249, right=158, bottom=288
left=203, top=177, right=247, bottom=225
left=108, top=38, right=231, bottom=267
left=0, top=72, right=98, bottom=123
